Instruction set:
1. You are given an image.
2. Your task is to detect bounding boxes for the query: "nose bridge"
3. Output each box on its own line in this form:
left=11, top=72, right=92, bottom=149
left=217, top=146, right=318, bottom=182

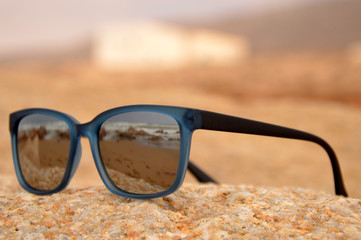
left=77, top=122, right=94, bottom=139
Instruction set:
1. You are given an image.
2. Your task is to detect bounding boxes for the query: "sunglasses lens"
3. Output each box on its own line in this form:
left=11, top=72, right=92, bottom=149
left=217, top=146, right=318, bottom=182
left=99, top=111, right=181, bottom=194
left=17, top=114, right=70, bottom=191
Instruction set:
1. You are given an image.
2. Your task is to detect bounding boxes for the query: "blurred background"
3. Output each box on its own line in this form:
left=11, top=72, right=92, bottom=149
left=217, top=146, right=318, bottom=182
left=1, top=0, right=361, bottom=197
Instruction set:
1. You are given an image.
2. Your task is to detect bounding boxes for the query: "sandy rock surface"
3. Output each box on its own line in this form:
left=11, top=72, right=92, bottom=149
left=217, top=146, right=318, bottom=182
left=1, top=176, right=360, bottom=239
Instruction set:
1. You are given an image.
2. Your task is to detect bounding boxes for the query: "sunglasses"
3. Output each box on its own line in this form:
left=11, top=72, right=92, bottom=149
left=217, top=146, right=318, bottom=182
left=9, top=105, right=348, bottom=199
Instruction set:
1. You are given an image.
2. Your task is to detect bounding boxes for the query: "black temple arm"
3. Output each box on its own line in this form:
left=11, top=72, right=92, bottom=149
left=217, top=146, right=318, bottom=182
left=200, top=110, right=348, bottom=197
left=188, top=160, right=218, bottom=184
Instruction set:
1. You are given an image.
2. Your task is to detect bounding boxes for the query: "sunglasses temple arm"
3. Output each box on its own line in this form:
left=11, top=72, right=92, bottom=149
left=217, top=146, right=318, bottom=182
left=188, top=160, right=218, bottom=184
left=199, top=110, right=348, bottom=197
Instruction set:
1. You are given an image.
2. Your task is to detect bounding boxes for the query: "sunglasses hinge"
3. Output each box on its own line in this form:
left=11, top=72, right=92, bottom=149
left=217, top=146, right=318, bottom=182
left=184, top=109, right=202, bottom=131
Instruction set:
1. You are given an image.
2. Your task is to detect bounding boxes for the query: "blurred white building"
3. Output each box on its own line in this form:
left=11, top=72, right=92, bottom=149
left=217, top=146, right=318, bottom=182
left=92, top=21, right=249, bottom=70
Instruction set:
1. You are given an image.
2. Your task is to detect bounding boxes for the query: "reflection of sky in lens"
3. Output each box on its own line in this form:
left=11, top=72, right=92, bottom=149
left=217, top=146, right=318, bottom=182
left=21, top=114, right=64, bottom=125
left=107, top=112, right=178, bottom=125
left=21, top=112, right=177, bottom=125
left=19, top=114, right=69, bottom=133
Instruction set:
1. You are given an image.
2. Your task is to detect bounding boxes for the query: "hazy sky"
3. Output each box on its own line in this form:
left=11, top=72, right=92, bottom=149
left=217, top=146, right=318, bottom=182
left=0, top=0, right=316, bottom=55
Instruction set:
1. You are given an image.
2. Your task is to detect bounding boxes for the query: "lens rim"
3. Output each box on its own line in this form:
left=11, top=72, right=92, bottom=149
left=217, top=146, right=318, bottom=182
left=98, top=111, right=182, bottom=195
left=89, top=106, right=195, bottom=199
left=10, top=109, right=80, bottom=195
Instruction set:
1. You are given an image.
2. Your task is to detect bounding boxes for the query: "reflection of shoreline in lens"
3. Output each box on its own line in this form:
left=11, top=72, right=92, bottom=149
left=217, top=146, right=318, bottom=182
left=17, top=128, right=69, bottom=190
left=100, top=139, right=179, bottom=194
left=101, top=127, right=181, bottom=150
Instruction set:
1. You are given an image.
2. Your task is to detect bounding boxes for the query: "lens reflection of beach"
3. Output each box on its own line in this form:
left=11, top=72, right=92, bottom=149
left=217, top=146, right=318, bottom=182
left=100, top=137, right=180, bottom=194
left=17, top=127, right=70, bottom=190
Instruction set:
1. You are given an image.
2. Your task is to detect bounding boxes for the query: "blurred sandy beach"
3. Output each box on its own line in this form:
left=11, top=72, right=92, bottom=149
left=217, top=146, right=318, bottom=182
left=1, top=51, right=361, bottom=198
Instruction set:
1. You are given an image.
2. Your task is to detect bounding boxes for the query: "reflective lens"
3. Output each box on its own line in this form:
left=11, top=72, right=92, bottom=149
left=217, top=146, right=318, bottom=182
left=17, top=114, right=70, bottom=191
left=99, top=111, right=181, bottom=194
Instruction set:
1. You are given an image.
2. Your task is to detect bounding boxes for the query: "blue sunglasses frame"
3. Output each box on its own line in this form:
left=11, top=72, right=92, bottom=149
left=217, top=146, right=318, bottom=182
left=9, top=105, right=348, bottom=199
